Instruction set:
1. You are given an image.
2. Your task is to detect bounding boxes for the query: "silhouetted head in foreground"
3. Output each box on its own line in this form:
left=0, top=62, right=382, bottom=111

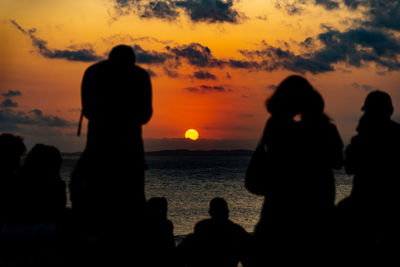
left=266, top=75, right=314, bottom=118
left=362, top=90, right=393, bottom=119
left=0, top=133, right=26, bottom=177
left=147, top=197, right=168, bottom=221
left=357, top=91, right=394, bottom=133
left=302, top=88, right=330, bottom=122
left=209, top=197, right=229, bottom=221
left=108, top=44, right=136, bottom=66
left=24, top=144, right=62, bottom=180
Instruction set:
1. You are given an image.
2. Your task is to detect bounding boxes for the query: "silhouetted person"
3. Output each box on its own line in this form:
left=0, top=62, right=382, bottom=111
left=246, top=76, right=343, bottom=265
left=1, top=144, right=66, bottom=266
left=70, top=44, right=152, bottom=265
left=144, top=197, right=176, bottom=267
left=177, top=197, right=251, bottom=267
left=0, top=134, right=26, bottom=224
left=17, top=144, right=66, bottom=222
left=338, top=90, right=400, bottom=264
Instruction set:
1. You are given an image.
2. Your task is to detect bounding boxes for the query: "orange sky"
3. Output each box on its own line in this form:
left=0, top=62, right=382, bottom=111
left=1, top=0, right=400, bottom=151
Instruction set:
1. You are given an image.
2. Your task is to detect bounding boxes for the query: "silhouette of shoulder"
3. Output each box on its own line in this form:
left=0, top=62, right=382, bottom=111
left=195, top=218, right=247, bottom=235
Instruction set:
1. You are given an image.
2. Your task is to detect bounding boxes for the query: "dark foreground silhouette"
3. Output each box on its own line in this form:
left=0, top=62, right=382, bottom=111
left=0, top=141, right=70, bottom=266
left=69, top=44, right=153, bottom=265
left=143, top=197, right=176, bottom=267
left=177, top=197, right=251, bottom=267
left=246, top=75, right=343, bottom=265
left=0, top=134, right=26, bottom=224
left=1, top=71, right=400, bottom=266
left=338, top=90, right=400, bottom=264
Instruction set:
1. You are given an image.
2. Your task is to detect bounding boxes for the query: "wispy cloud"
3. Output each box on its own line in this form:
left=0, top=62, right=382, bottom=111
left=0, top=108, right=74, bottom=132
left=1, top=99, right=18, bottom=108
left=191, top=70, right=217, bottom=80
left=111, top=0, right=244, bottom=23
left=1, top=90, right=22, bottom=98
left=10, top=20, right=102, bottom=62
left=184, top=85, right=232, bottom=93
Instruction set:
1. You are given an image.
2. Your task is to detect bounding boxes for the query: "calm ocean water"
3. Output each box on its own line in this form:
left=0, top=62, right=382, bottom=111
left=60, top=154, right=353, bottom=236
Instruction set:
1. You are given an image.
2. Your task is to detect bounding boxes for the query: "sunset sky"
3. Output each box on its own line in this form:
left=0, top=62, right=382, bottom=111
left=1, top=0, right=400, bottom=152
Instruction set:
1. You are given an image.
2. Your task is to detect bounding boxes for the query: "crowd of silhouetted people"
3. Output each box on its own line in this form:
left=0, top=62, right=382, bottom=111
left=1, top=45, right=400, bottom=266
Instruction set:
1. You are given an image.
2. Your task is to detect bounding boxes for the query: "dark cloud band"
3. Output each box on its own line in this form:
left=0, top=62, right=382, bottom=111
left=112, top=0, right=243, bottom=23
left=10, top=20, right=102, bottom=62
left=1, top=90, right=22, bottom=98
left=184, top=84, right=232, bottom=93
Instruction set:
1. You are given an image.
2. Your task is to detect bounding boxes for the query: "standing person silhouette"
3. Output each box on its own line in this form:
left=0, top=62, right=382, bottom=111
left=339, top=90, right=400, bottom=264
left=70, top=44, right=152, bottom=265
left=246, top=75, right=343, bottom=266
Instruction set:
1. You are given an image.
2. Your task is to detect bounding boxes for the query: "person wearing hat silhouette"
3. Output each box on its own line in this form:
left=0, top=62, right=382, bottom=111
left=339, top=90, right=400, bottom=263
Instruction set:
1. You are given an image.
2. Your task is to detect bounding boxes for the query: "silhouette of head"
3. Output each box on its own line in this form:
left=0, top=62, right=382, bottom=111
left=209, top=197, right=229, bottom=221
left=0, top=133, right=26, bottom=176
left=301, top=89, right=330, bottom=121
left=108, top=44, right=136, bottom=66
left=266, top=75, right=314, bottom=118
left=362, top=90, right=393, bottom=118
left=24, top=144, right=62, bottom=179
left=147, top=197, right=168, bottom=220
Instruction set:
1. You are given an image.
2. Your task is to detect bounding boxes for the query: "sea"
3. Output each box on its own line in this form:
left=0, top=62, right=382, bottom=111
left=60, top=152, right=353, bottom=237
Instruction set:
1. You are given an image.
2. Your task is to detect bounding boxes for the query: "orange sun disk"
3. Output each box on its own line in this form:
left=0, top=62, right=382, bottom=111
left=185, top=129, right=199, bottom=141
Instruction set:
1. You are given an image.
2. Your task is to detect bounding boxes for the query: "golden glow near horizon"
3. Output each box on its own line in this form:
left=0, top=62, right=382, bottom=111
left=1, top=0, right=400, bottom=152
left=185, top=129, right=199, bottom=141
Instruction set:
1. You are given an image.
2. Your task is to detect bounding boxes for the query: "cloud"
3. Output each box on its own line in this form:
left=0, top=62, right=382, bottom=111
left=1, top=99, right=18, bottom=108
left=1, top=90, right=22, bottom=98
left=315, top=0, right=340, bottom=10
left=267, top=84, right=278, bottom=90
left=146, top=68, right=157, bottom=77
left=240, top=26, right=400, bottom=74
left=271, top=1, right=400, bottom=33
left=10, top=20, right=102, bottom=62
left=192, top=70, right=217, bottom=80
left=133, top=44, right=172, bottom=64
left=275, top=0, right=305, bottom=15
left=163, top=67, right=180, bottom=77
left=112, top=0, right=243, bottom=23
left=184, top=85, right=232, bottom=93
left=228, top=59, right=260, bottom=69
left=361, top=84, right=377, bottom=91
left=240, top=44, right=334, bottom=74
left=167, top=43, right=224, bottom=68
left=363, top=1, right=400, bottom=31
left=9, top=21, right=261, bottom=73
left=315, top=27, right=400, bottom=70
left=140, top=1, right=180, bottom=20
left=343, top=0, right=362, bottom=9
left=299, top=37, right=316, bottom=50
left=176, top=0, right=242, bottom=23
left=351, top=82, right=380, bottom=91
left=13, top=19, right=400, bottom=76
left=256, top=15, right=268, bottom=21
left=0, top=108, right=74, bottom=131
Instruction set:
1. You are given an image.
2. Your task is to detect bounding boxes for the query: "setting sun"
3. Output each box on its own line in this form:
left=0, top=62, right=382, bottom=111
left=185, top=129, right=199, bottom=141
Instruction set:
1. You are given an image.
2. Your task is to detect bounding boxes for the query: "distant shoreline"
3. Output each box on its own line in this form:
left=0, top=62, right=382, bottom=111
left=61, top=149, right=254, bottom=157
